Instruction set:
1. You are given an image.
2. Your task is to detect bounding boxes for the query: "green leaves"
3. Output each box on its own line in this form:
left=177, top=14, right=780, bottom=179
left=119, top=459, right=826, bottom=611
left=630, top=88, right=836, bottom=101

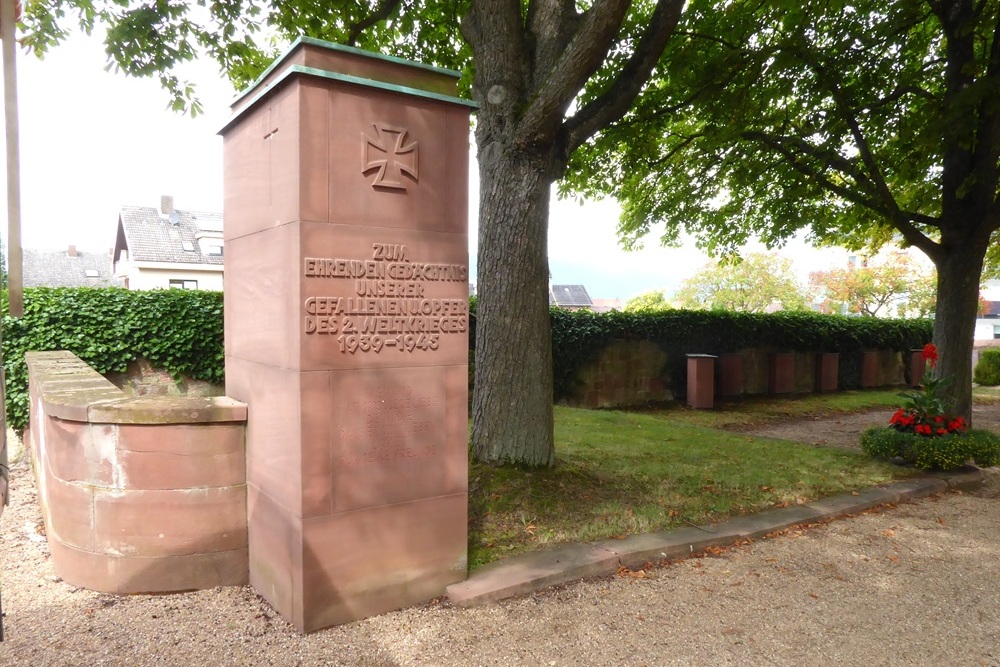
left=2, top=287, right=224, bottom=430
left=672, top=253, right=810, bottom=312
left=564, top=0, right=998, bottom=257
left=540, top=306, right=932, bottom=401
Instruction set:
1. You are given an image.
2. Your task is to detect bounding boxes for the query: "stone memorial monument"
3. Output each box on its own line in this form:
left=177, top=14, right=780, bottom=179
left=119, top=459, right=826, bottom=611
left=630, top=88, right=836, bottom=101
left=220, top=37, right=473, bottom=632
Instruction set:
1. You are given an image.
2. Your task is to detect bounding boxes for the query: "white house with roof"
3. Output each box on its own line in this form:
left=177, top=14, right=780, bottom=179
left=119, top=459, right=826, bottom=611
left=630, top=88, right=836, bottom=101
left=113, top=196, right=224, bottom=291
left=975, top=280, right=1000, bottom=342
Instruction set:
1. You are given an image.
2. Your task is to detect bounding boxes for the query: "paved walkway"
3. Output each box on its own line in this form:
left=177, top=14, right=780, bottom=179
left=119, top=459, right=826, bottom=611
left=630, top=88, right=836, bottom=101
left=446, top=468, right=983, bottom=606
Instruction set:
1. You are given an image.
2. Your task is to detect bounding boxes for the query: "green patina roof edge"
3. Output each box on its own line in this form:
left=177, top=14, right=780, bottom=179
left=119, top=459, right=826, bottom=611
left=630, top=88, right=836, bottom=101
left=231, top=35, right=463, bottom=107
left=220, top=65, right=477, bottom=134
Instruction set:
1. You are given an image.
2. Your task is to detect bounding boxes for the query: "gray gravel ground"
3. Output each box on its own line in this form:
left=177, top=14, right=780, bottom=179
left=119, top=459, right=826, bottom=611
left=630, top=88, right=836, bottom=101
left=3, top=430, right=1000, bottom=666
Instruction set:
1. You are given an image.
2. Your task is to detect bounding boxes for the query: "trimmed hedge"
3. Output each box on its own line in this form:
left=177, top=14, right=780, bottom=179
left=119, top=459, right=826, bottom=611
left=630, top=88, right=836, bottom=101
left=861, top=426, right=1000, bottom=471
left=470, top=304, right=931, bottom=400
left=547, top=309, right=931, bottom=400
left=6, top=289, right=931, bottom=430
left=3, top=287, right=224, bottom=431
left=974, top=348, right=1000, bottom=386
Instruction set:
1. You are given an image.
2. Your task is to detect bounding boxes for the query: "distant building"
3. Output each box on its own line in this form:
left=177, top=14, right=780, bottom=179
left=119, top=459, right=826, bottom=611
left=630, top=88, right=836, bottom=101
left=590, top=297, right=623, bottom=313
left=549, top=284, right=593, bottom=310
left=113, top=196, right=224, bottom=291
left=975, top=300, right=1000, bottom=341
left=974, top=279, right=1000, bottom=341
left=23, top=246, right=121, bottom=288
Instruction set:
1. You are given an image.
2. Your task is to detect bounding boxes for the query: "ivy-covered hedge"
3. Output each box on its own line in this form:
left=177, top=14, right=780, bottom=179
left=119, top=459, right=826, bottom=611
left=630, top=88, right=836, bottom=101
left=7, top=289, right=932, bottom=430
left=4, top=287, right=224, bottom=431
left=547, top=309, right=932, bottom=400
left=470, top=306, right=932, bottom=400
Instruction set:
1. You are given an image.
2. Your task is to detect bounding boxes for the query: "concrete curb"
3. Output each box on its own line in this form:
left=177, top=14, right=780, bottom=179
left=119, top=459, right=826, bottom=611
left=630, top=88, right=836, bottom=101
left=445, top=467, right=983, bottom=607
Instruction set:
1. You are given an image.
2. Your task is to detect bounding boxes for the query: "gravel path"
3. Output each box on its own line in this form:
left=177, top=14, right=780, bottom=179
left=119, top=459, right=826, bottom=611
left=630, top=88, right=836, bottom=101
left=3, top=422, right=1000, bottom=666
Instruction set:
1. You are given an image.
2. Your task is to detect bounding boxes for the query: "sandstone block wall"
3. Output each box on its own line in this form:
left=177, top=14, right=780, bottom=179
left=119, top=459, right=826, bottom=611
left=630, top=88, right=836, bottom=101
left=26, top=351, right=249, bottom=594
left=560, top=341, right=908, bottom=408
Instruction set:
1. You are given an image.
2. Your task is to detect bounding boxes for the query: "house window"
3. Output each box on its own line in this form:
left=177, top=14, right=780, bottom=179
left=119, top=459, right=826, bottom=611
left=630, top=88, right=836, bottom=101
left=994, top=325, right=1000, bottom=340
left=181, top=241, right=195, bottom=252
left=169, top=279, right=198, bottom=290
left=85, top=269, right=100, bottom=278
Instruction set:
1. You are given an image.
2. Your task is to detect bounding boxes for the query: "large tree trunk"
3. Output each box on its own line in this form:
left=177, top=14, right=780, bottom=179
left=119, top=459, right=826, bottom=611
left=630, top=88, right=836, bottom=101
left=460, top=0, right=684, bottom=467
left=471, top=145, right=556, bottom=467
left=932, top=233, right=990, bottom=423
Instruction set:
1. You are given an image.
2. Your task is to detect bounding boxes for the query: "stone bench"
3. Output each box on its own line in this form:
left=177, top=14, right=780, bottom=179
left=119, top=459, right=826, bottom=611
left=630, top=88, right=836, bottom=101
left=26, top=351, right=248, bottom=594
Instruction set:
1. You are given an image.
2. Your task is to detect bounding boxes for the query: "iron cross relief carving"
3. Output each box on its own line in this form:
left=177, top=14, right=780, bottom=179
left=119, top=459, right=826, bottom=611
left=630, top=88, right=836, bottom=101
left=362, top=123, right=419, bottom=191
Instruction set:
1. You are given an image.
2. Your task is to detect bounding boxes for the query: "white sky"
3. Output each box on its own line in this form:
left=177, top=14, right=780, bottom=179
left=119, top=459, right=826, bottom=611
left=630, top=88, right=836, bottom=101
left=4, top=29, right=855, bottom=302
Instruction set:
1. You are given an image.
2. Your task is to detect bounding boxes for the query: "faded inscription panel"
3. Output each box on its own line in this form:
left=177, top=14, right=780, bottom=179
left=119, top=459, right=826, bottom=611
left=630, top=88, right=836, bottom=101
left=299, top=222, right=468, bottom=370
left=327, top=366, right=466, bottom=513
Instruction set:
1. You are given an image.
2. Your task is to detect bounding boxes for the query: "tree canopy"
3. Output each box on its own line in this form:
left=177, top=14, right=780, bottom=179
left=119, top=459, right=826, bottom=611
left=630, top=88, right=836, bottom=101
left=673, top=253, right=808, bottom=312
left=623, top=289, right=672, bottom=311
left=810, top=251, right=937, bottom=318
left=567, top=0, right=1000, bottom=419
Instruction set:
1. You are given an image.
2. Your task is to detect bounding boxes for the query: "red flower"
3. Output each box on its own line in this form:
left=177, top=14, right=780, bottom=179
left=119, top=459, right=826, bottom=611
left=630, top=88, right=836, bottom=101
left=922, top=343, right=938, bottom=369
left=936, top=428, right=948, bottom=436
left=933, top=415, right=944, bottom=424
left=915, top=424, right=932, bottom=436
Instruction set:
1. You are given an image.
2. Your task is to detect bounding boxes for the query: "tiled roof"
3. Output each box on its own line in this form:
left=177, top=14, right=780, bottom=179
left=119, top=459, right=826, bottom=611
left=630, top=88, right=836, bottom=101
left=117, top=206, right=224, bottom=265
left=985, top=301, right=1000, bottom=317
left=23, top=248, right=122, bottom=288
left=550, top=284, right=593, bottom=307
left=590, top=297, right=623, bottom=313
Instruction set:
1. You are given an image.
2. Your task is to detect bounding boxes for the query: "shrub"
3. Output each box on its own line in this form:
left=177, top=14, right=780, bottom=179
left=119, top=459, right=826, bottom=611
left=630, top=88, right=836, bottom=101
left=3, top=287, right=224, bottom=431
left=861, top=426, right=1000, bottom=471
left=544, top=308, right=931, bottom=400
left=973, top=348, right=1000, bottom=386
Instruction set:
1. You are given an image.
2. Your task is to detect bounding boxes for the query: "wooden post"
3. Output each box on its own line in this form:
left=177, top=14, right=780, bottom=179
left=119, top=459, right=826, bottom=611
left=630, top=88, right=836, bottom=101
left=0, top=0, right=18, bottom=642
left=2, top=0, right=22, bottom=317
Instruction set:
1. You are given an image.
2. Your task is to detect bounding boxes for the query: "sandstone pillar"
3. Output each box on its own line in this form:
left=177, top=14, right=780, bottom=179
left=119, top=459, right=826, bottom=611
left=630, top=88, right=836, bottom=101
left=220, top=37, right=472, bottom=632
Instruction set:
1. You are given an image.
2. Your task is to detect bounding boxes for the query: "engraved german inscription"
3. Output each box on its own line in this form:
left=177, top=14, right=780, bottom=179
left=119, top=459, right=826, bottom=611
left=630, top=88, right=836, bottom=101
left=336, top=385, right=444, bottom=467
left=304, top=243, right=468, bottom=354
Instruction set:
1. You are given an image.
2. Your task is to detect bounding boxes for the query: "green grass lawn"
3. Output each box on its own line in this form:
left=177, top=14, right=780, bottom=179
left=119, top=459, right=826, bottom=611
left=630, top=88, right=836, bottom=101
left=642, top=389, right=905, bottom=430
left=468, top=395, right=916, bottom=570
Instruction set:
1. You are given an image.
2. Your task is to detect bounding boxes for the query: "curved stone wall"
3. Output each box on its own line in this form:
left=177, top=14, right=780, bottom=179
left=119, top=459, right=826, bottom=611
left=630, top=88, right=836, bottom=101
left=26, top=351, right=248, bottom=594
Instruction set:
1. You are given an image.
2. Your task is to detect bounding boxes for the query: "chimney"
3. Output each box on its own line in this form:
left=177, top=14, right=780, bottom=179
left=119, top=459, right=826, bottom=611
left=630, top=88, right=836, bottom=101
left=160, top=195, right=174, bottom=215
left=67, top=245, right=77, bottom=257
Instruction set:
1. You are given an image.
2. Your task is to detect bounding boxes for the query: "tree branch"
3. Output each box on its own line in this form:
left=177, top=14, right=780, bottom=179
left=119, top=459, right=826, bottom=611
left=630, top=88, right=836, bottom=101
left=515, top=0, right=634, bottom=148
left=791, top=47, right=932, bottom=250
left=526, top=0, right=581, bottom=79
left=742, top=131, right=881, bottom=209
left=970, top=10, right=1000, bottom=200
left=345, top=0, right=404, bottom=46
left=463, top=0, right=531, bottom=98
left=742, top=130, right=942, bottom=260
left=561, top=0, right=686, bottom=155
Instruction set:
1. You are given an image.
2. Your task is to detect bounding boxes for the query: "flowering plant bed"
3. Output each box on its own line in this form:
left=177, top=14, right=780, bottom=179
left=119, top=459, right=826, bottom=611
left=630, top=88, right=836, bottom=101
left=861, top=426, right=1000, bottom=471
left=862, top=344, right=1000, bottom=470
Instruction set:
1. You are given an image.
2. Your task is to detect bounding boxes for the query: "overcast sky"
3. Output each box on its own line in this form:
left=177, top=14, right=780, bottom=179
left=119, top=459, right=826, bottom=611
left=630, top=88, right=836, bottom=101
left=3, top=29, right=855, bottom=301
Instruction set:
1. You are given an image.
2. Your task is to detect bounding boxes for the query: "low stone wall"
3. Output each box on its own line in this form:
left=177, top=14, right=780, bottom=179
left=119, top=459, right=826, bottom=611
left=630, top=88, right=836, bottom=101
left=572, top=340, right=672, bottom=408
left=26, top=351, right=248, bottom=594
left=560, top=341, right=909, bottom=408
